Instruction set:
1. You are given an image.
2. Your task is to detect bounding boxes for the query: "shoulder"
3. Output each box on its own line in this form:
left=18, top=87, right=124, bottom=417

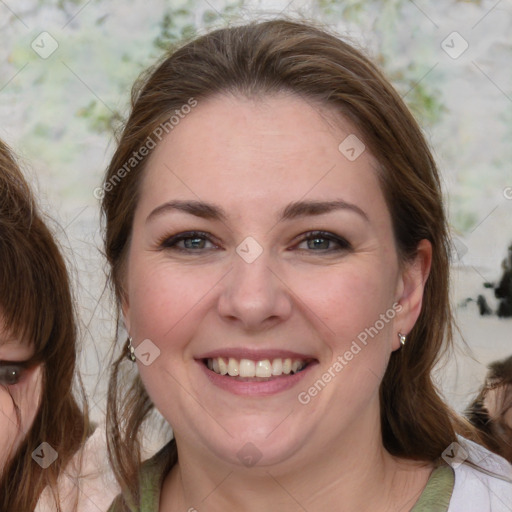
left=107, top=440, right=177, bottom=512
left=447, top=435, right=512, bottom=512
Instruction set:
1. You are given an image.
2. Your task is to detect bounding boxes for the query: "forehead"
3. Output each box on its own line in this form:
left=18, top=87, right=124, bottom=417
left=139, top=92, right=387, bottom=221
left=0, top=306, right=32, bottom=338
left=0, top=321, right=33, bottom=359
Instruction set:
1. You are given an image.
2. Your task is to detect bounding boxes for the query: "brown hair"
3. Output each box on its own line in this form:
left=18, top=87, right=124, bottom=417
left=102, top=19, right=480, bottom=505
left=0, top=140, right=89, bottom=511
left=466, top=355, right=512, bottom=463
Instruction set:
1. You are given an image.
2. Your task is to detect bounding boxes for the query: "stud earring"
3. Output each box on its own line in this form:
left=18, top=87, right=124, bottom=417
left=398, top=333, right=407, bottom=346
left=128, top=337, right=136, bottom=362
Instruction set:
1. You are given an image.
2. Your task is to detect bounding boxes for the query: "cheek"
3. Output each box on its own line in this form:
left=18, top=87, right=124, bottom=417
left=127, top=262, right=218, bottom=401
left=1, top=369, right=42, bottom=412
left=19, top=365, right=43, bottom=426
left=292, top=264, right=397, bottom=406
left=292, top=262, right=397, bottom=340
left=0, top=388, right=21, bottom=465
left=0, top=366, right=43, bottom=466
left=127, top=258, right=221, bottom=342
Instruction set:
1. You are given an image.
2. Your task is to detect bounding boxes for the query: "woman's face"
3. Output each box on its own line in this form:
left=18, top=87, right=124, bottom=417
left=123, top=93, right=429, bottom=467
left=0, top=321, right=42, bottom=470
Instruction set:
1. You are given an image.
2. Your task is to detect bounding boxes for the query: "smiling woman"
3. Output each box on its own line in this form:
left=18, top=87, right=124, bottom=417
left=102, top=19, right=512, bottom=512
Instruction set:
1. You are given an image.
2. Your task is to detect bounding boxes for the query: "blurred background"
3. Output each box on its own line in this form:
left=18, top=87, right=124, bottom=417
left=1, top=0, right=511, bottom=424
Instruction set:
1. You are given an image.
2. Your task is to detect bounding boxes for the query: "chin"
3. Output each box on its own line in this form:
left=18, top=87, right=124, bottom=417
left=196, top=417, right=308, bottom=469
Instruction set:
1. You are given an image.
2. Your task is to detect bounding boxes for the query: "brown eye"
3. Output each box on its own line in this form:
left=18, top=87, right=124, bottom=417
left=0, top=364, right=25, bottom=386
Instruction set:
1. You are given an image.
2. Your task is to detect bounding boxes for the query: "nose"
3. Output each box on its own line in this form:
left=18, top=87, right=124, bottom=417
left=217, top=250, right=293, bottom=331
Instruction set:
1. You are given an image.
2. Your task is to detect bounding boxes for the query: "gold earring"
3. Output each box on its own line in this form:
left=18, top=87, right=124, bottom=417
left=398, top=333, right=406, bottom=346
left=128, top=337, right=136, bottom=362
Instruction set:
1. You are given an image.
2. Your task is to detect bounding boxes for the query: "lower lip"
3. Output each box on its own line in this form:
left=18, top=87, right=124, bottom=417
left=197, top=360, right=317, bottom=396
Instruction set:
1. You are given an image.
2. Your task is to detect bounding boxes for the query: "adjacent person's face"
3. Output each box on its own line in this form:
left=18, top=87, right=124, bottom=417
left=123, top=93, right=428, bottom=467
left=0, top=322, right=42, bottom=471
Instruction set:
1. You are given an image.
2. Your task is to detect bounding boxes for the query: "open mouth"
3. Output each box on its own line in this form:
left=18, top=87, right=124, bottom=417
left=202, top=357, right=316, bottom=381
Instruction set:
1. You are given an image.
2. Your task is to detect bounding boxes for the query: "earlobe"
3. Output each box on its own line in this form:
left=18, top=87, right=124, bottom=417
left=393, top=239, right=432, bottom=350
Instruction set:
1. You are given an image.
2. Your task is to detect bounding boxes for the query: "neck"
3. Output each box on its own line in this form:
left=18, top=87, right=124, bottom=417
left=160, top=407, right=433, bottom=512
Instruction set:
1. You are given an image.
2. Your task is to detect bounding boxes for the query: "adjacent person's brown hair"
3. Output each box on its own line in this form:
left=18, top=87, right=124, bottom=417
left=466, top=355, right=512, bottom=463
left=0, top=140, right=89, bottom=511
left=102, top=18, right=481, bottom=506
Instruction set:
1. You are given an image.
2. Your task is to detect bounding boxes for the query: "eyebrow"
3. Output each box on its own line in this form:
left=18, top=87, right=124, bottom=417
left=146, top=199, right=369, bottom=224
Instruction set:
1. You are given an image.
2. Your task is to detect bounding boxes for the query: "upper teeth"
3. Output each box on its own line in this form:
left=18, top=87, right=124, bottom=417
left=206, top=357, right=307, bottom=377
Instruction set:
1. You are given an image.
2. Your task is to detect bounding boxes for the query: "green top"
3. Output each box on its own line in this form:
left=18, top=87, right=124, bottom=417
left=107, top=443, right=454, bottom=512
left=411, top=463, right=454, bottom=512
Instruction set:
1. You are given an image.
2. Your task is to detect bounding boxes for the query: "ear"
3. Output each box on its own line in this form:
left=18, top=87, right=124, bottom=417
left=393, top=239, right=432, bottom=350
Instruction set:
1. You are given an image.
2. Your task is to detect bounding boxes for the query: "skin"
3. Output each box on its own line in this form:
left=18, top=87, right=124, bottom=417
left=0, top=323, right=42, bottom=473
left=122, top=92, right=433, bottom=511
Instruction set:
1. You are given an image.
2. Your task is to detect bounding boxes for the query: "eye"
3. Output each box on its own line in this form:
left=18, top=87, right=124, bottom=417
left=159, top=231, right=219, bottom=252
left=157, top=230, right=351, bottom=254
left=295, top=231, right=352, bottom=252
left=0, top=364, right=26, bottom=386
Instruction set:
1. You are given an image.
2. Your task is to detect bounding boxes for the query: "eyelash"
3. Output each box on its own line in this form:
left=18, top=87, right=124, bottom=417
left=0, top=362, right=28, bottom=387
left=158, top=230, right=352, bottom=254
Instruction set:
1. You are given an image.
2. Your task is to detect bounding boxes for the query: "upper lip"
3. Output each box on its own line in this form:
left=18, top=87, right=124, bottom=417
left=195, top=348, right=318, bottom=361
